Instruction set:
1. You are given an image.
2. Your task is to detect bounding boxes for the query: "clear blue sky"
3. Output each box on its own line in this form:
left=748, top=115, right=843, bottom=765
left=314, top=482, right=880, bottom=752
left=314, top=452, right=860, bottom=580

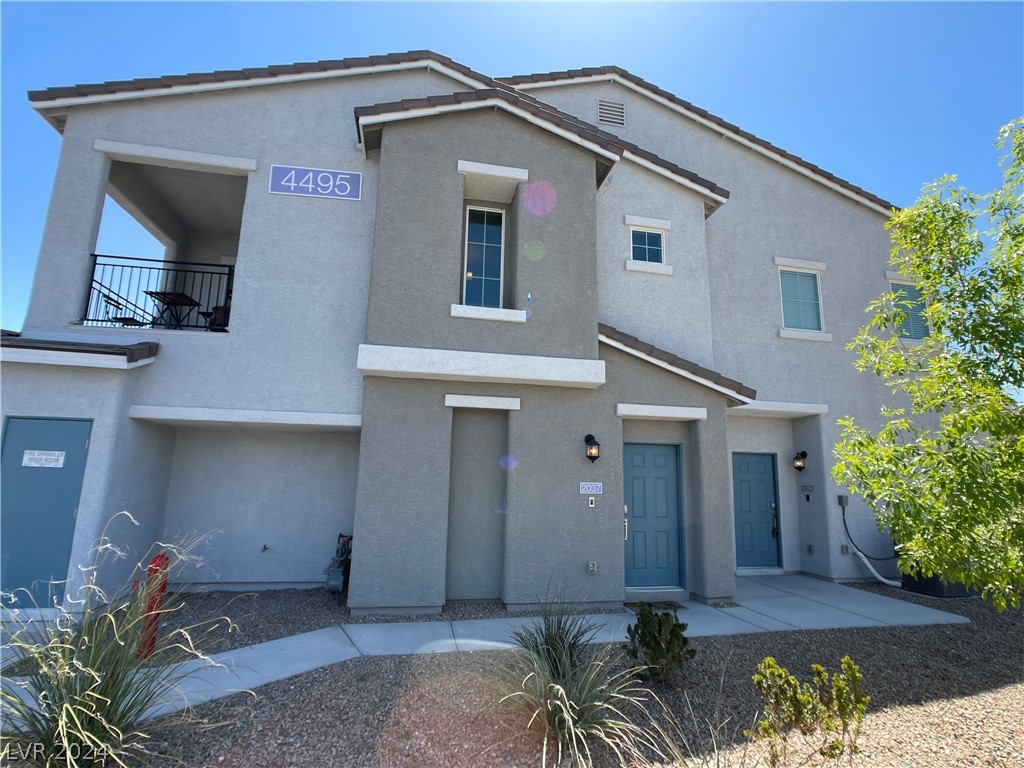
left=2, top=1, right=1021, bottom=330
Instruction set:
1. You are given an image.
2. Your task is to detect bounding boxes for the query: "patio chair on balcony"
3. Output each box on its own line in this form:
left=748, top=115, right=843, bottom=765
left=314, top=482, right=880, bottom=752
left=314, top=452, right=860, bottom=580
left=101, top=294, right=147, bottom=327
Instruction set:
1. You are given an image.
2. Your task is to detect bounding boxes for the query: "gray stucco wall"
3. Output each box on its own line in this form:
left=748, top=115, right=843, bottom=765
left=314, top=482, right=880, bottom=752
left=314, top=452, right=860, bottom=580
left=446, top=408, right=507, bottom=600
left=348, top=340, right=738, bottom=613
left=364, top=109, right=599, bottom=361
left=596, top=162, right=715, bottom=368
left=522, top=80, right=905, bottom=581
left=0, top=363, right=169, bottom=597
left=161, top=426, right=358, bottom=586
left=21, top=68, right=461, bottom=417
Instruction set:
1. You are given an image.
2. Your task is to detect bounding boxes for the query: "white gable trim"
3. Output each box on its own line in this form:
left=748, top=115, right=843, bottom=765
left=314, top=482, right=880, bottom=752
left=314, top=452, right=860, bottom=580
left=622, top=151, right=729, bottom=205
left=360, top=101, right=725, bottom=203
left=32, top=61, right=488, bottom=112
left=599, top=334, right=754, bottom=404
left=359, top=99, right=620, bottom=162
left=514, top=74, right=892, bottom=217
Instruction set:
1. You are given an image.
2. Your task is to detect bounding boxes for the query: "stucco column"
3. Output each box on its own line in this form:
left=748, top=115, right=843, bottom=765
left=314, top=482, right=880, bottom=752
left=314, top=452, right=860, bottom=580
left=347, top=378, right=453, bottom=614
left=24, top=126, right=111, bottom=331
left=688, top=404, right=736, bottom=603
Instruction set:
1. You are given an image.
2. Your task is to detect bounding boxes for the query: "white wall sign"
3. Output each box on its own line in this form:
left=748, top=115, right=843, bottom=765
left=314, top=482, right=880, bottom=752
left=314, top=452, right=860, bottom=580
left=22, top=450, right=65, bottom=468
left=580, top=482, right=603, bottom=494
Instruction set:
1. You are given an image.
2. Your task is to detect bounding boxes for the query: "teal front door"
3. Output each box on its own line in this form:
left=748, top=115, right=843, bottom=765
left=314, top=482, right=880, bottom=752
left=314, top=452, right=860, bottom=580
left=732, top=453, right=780, bottom=568
left=624, top=444, right=682, bottom=587
left=1, top=418, right=92, bottom=605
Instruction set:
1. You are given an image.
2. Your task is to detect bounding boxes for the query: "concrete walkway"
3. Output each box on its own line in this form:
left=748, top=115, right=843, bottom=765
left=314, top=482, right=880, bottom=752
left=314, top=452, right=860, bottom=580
left=144, top=575, right=969, bottom=720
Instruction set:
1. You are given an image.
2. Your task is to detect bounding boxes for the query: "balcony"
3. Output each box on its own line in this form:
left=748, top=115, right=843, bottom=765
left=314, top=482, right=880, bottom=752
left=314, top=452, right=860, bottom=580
left=84, top=254, right=233, bottom=331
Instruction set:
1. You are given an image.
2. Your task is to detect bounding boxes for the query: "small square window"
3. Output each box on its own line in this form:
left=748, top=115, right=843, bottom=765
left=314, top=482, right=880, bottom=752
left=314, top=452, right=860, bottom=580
left=463, top=207, right=504, bottom=309
left=780, top=269, right=822, bottom=331
left=891, top=282, right=928, bottom=339
left=631, top=229, right=663, bottom=264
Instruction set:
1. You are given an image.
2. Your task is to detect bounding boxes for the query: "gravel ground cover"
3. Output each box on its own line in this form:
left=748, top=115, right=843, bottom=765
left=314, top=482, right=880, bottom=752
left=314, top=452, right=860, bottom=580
left=142, top=585, right=1022, bottom=766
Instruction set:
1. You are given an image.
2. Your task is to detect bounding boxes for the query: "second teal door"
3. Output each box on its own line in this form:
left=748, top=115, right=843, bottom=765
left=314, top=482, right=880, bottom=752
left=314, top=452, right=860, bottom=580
left=624, top=444, right=682, bottom=588
left=732, top=453, right=780, bottom=567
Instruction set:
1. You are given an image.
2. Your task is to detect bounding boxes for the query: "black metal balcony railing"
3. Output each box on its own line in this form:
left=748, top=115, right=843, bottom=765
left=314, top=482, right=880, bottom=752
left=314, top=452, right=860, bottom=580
left=83, top=254, right=234, bottom=331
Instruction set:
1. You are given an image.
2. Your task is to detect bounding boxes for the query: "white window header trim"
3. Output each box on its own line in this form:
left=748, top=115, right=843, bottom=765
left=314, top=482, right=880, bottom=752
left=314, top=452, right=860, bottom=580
left=774, top=256, right=827, bottom=272
left=444, top=394, right=521, bottom=411
left=624, top=214, right=672, bottom=231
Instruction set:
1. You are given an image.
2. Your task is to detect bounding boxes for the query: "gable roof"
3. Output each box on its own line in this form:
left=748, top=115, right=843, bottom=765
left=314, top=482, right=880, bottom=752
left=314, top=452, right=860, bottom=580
left=598, top=323, right=756, bottom=405
left=499, top=66, right=897, bottom=216
left=355, top=88, right=730, bottom=209
left=28, top=51, right=494, bottom=107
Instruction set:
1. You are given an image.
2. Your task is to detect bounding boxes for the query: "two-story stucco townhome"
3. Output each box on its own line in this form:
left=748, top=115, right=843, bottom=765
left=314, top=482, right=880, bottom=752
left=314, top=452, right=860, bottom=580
left=1, top=51, right=914, bottom=613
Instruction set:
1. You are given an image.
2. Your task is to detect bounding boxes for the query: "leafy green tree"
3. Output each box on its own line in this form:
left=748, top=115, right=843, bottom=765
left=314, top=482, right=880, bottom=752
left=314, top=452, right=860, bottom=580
left=833, top=119, right=1024, bottom=611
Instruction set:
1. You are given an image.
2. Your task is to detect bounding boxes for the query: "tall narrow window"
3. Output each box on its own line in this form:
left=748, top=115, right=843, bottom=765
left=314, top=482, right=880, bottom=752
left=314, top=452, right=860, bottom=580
left=464, top=207, right=504, bottom=309
left=891, top=282, right=928, bottom=339
left=779, top=269, right=822, bottom=331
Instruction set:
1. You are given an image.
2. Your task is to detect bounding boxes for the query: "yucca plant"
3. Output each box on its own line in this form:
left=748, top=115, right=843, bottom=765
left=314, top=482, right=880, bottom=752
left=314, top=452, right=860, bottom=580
left=1, top=513, right=234, bottom=767
left=501, top=590, right=660, bottom=767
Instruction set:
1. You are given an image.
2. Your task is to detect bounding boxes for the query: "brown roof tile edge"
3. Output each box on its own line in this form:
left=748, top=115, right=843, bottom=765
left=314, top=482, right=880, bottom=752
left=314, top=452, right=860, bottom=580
left=598, top=323, right=756, bottom=402
left=28, top=50, right=499, bottom=103
left=355, top=89, right=730, bottom=201
left=1, top=337, right=159, bottom=363
left=498, top=66, right=897, bottom=212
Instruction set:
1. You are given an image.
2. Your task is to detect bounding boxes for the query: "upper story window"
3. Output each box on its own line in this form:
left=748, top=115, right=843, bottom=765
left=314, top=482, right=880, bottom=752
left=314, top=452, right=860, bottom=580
left=890, top=282, right=929, bottom=339
left=779, top=269, right=822, bottom=331
left=463, top=207, right=504, bottom=309
left=631, top=229, right=663, bottom=263
left=773, top=257, right=830, bottom=342
left=623, top=214, right=673, bottom=277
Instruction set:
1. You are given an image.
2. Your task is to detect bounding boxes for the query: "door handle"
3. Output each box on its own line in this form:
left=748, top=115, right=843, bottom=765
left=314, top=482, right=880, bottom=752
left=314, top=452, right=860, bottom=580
left=624, top=505, right=629, bottom=541
left=772, top=513, right=778, bottom=539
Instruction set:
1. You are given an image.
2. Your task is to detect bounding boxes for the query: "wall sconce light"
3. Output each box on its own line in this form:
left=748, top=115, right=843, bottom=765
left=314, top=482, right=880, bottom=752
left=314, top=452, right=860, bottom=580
left=793, top=451, right=808, bottom=472
left=584, top=434, right=601, bottom=463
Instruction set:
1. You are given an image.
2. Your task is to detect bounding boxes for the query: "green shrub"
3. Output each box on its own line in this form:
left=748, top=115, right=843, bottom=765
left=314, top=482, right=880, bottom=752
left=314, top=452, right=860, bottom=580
left=748, top=655, right=870, bottom=768
left=508, top=591, right=600, bottom=685
left=623, top=602, right=696, bottom=682
left=502, top=591, right=657, bottom=767
left=1, top=515, right=233, bottom=767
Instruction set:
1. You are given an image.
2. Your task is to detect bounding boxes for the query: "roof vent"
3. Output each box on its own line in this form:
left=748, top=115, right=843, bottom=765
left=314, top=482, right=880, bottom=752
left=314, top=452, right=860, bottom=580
left=598, top=99, right=625, bottom=127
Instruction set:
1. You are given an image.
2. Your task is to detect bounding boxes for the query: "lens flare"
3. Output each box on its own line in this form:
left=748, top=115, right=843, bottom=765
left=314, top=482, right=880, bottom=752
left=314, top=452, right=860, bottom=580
left=523, top=242, right=546, bottom=262
left=500, top=453, right=518, bottom=470
left=523, top=180, right=557, bottom=216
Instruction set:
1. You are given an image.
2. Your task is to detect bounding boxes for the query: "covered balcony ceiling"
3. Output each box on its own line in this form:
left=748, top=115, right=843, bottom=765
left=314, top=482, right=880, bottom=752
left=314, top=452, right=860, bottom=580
left=109, top=161, right=247, bottom=236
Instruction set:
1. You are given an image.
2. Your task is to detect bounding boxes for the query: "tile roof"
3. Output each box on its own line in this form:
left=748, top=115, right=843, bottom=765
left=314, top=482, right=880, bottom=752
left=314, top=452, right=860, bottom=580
left=0, top=337, right=159, bottom=363
left=598, top=323, right=756, bottom=403
left=27, top=51, right=496, bottom=103
left=355, top=88, right=730, bottom=203
left=499, top=66, right=898, bottom=212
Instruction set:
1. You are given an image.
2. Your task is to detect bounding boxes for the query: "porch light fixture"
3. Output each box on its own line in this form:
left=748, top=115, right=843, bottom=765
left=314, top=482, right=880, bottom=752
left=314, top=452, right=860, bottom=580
left=584, top=434, right=601, bottom=463
left=793, top=451, right=808, bottom=472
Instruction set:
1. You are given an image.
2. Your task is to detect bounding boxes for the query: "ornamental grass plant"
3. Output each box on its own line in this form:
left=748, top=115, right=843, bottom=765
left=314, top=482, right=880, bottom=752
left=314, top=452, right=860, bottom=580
left=1, top=513, right=235, bottom=767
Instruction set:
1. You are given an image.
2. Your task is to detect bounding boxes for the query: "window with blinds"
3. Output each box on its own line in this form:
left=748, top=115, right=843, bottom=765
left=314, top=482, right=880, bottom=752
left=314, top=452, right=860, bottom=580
left=780, top=269, right=823, bottom=331
left=891, top=283, right=928, bottom=339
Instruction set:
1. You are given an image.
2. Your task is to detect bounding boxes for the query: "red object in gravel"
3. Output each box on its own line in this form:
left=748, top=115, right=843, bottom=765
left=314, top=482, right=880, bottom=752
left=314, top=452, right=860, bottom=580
left=137, top=552, right=170, bottom=659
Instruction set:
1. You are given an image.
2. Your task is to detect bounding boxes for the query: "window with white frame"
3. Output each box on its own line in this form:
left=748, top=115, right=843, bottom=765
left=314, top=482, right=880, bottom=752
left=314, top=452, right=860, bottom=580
left=890, top=282, right=928, bottom=339
left=623, top=215, right=673, bottom=276
left=463, top=207, right=504, bottom=309
left=779, top=269, right=823, bottom=332
left=631, top=229, right=663, bottom=263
